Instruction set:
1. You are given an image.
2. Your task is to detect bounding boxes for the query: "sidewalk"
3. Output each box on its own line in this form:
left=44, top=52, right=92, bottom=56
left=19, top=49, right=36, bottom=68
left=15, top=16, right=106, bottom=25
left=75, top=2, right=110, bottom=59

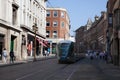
left=0, top=54, right=56, bottom=67
left=70, top=58, right=120, bottom=80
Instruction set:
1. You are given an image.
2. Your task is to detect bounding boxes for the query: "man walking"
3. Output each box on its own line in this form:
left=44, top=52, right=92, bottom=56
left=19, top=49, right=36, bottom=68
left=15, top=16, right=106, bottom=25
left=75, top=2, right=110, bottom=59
left=10, top=49, right=15, bottom=63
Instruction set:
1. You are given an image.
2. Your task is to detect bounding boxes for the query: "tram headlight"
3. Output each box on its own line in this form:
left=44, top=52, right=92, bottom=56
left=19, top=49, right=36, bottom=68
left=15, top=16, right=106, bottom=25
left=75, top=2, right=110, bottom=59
left=67, top=57, right=70, bottom=59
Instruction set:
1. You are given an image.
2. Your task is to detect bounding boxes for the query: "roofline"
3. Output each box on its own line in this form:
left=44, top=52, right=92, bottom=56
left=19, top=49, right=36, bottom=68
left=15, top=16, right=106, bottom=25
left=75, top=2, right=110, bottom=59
left=46, top=7, right=67, bottom=12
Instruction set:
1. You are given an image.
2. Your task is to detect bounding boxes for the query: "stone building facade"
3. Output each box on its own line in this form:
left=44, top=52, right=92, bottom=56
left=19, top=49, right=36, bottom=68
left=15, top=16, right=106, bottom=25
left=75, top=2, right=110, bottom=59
left=107, top=0, right=120, bottom=65
left=75, top=26, right=85, bottom=53
left=20, top=0, right=47, bottom=60
left=0, top=0, right=47, bottom=62
left=0, top=0, right=21, bottom=61
left=75, top=12, right=107, bottom=54
left=94, top=12, right=107, bottom=52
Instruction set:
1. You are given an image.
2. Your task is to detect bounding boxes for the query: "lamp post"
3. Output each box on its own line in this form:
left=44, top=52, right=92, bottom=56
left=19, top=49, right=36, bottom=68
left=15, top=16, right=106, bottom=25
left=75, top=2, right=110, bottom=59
left=32, top=23, right=38, bottom=61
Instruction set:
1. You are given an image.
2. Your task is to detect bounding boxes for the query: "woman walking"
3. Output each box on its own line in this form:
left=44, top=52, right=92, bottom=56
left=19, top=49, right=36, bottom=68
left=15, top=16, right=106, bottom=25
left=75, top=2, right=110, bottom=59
left=2, top=48, right=7, bottom=63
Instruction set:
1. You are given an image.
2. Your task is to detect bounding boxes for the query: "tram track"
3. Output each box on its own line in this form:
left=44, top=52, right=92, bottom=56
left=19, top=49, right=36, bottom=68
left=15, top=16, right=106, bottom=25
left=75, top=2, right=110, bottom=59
left=43, top=61, right=80, bottom=80
left=15, top=59, right=72, bottom=80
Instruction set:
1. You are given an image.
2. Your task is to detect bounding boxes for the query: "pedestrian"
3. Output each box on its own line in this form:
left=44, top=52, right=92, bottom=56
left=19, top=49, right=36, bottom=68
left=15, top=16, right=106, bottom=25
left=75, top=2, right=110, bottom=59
left=99, top=52, right=104, bottom=59
left=10, top=49, right=15, bottom=63
left=104, top=51, right=108, bottom=63
left=90, top=53, right=93, bottom=60
left=44, top=50, right=47, bottom=56
left=2, top=48, right=7, bottom=63
left=47, top=48, right=50, bottom=56
left=43, top=49, right=46, bottom=56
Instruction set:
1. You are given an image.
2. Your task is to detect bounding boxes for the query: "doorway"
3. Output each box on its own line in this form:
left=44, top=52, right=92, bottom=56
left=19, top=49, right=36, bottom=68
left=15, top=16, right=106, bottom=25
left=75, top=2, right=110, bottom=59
left=10, top=35, right=16, bottom=51
left=0, top=34, right=4, bottom=60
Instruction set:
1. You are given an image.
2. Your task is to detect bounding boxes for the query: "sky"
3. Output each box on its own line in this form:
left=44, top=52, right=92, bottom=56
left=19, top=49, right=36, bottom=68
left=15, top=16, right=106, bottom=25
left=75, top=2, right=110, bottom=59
left=46, top=0, right=108, bottom=36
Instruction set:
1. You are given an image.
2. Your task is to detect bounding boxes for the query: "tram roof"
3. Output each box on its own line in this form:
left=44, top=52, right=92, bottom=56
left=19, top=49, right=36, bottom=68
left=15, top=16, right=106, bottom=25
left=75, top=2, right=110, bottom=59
left=59, top=40, right=73, bottom=44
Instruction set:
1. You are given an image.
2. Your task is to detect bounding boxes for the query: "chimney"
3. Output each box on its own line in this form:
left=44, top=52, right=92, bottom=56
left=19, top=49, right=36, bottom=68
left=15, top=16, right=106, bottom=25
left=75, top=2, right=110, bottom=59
left=94, top=15, right=99, bottom=21
left=101, top=11, right=105, bottom=16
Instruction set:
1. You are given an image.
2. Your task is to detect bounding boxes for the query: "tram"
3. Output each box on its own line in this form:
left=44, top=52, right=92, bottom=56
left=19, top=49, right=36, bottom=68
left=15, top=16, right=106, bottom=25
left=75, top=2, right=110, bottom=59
left=56, top=40, right=76, bottom=63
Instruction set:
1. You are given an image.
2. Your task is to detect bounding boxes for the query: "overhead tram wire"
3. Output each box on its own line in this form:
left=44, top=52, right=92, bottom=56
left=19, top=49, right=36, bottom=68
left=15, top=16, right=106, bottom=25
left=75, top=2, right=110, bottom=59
left=47, top=0, right=54, bottom=8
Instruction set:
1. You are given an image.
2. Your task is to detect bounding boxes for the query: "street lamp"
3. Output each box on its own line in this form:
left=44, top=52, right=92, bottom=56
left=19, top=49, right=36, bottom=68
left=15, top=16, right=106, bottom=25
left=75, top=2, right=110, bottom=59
left=32, top=23, right=38, bottom=61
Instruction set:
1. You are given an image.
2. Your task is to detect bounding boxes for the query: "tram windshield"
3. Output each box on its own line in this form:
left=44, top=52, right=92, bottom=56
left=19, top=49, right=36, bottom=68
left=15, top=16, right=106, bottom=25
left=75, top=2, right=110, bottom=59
left=59, top=43, right=70, bottom=56
left=60, top=43, right=70, bottom=48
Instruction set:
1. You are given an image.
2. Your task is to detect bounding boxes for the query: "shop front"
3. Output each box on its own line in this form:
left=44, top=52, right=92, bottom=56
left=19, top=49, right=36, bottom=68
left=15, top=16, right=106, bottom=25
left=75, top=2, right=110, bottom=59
left=0, top=34, right=4, bottom=60
left=27, top=34, right=43, bottom=56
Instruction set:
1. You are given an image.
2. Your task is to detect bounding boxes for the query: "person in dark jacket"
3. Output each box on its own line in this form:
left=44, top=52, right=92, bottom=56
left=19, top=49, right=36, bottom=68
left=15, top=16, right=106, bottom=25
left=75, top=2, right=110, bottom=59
left=10, top=49, right=15, bottom=63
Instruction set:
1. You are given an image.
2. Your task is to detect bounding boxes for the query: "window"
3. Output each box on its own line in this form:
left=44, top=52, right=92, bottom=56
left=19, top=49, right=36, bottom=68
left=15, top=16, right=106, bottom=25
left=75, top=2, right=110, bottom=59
left=114, top=9, right=120, bottom=26
left=53, top=21, right=58, bottom=27
left=61, top=11, right=65, bottom=18
left=53, top=11, right=58, bottom=17
left=30, top=0, right=32, bottom=11
left=46, top=31, right=50, bottom=38
left=53, top=31, right=57, bottom=38
left=12, top=4, right=18, bottom=25
left=108, top=16, right=112, bottom=24
left=46, top=21, right=50, bottom=26
left=108, top=13, right=113, bottom=27
left=114, top=9, right=120, bottom=30
left=22, top=35, right=26, bottom=45
left=46, top=11, right=50, bottom=17
left=61, top=22, right=64, bottom=27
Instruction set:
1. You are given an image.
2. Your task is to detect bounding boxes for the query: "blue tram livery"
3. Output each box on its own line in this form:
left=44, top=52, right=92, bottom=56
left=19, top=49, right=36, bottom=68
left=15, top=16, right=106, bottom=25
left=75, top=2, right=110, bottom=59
left=56, top=40, right=76, bottom=63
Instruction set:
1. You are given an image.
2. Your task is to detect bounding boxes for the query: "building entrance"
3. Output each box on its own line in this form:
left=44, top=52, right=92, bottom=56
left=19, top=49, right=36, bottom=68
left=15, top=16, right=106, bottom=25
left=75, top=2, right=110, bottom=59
left=10, top=35, right=16, bottom=51
left=0, top=34, right=4, bottom=60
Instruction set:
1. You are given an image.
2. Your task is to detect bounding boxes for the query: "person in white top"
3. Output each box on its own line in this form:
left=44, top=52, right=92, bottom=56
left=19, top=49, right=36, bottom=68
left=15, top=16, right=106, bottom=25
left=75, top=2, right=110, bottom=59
left=2, top=48, right=7, bottom=63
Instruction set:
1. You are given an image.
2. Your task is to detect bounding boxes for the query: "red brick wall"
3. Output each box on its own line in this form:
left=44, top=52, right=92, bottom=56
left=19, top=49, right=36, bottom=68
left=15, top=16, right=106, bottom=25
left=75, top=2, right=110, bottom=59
left=46, top=9, right=69, bottom=39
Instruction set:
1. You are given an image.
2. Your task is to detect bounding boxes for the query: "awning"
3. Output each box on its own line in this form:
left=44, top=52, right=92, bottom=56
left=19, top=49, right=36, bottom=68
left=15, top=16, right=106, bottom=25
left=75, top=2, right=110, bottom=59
left=43, top=40, right=49, bottom=46
left=36, top=38, right=47, bottom=47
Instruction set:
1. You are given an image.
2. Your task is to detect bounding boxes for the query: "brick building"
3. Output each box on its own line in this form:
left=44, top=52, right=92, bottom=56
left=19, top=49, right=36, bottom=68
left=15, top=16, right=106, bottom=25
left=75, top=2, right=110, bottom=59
left=46, top=7, right=70, bottom=54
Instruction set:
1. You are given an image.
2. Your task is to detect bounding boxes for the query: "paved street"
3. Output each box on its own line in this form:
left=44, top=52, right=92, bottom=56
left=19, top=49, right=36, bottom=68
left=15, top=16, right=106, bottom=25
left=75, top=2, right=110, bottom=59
left=0, top=57, right=120, bottom=80
left=70, top=58, right=120, bottom=80
left=0, top=58, right=73, bottom=80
